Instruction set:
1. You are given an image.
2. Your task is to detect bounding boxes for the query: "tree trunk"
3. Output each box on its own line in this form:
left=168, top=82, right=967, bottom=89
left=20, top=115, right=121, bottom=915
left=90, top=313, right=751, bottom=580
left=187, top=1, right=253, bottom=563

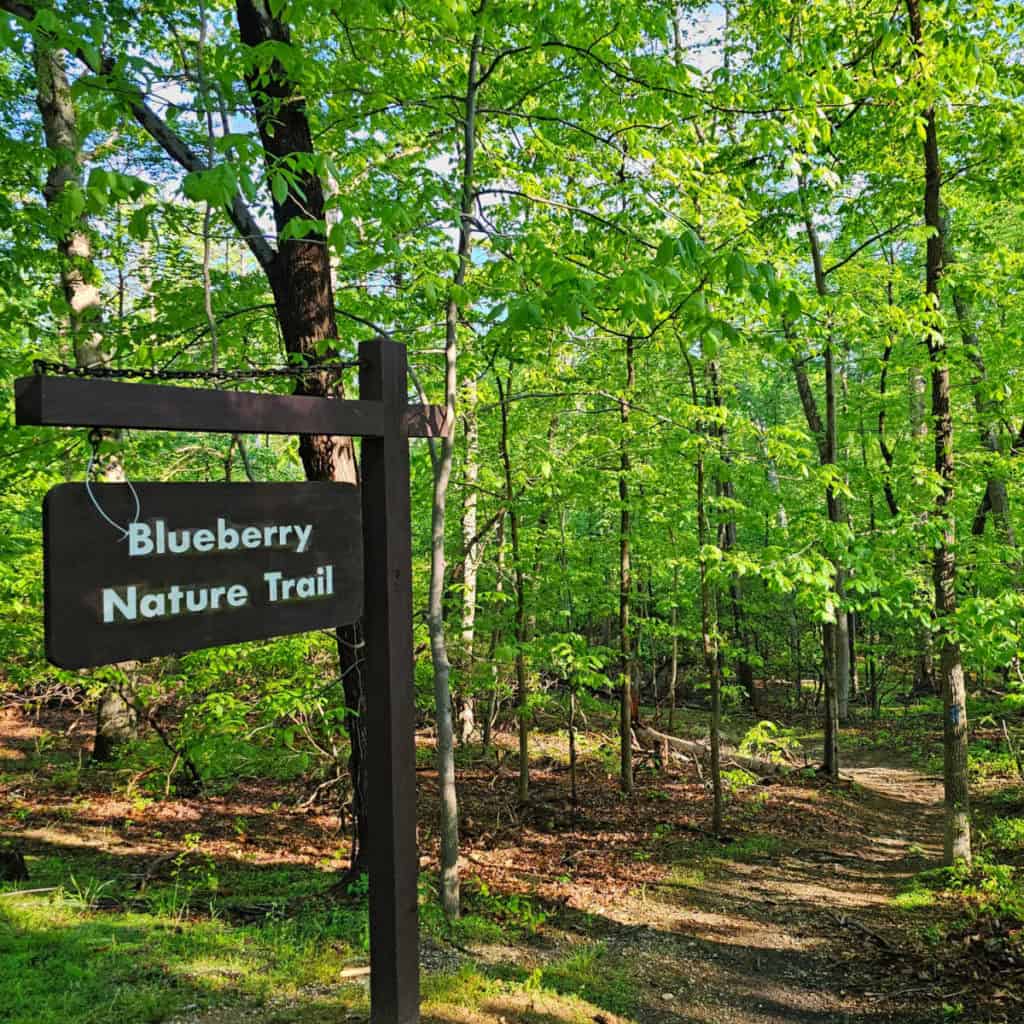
left=32, top=43, right=139, bottom=761
left=708, top=360, right=755, bottom=708
left=668, top=556, right=679, bottom=731
left=906, top=0, right=970, bottom=865
left=824, top=341, right=852, bottom=725
left=698, top=450, right=724, bottom=833
left=498, top=377, right=529, bottom=803
left=953, top=288, right=1016, bottom=546
left=792, top=193, right=849, bottom=746
left=790, top=348, right=841, bottom=770
left=423, top=15, right=485, bottom=918
left=619, top=336, right=635, bottom=795
left=482, top=515, right=506, bottom=753
left=458, top=378, right=482, bottom=744
left=687, top=352, right=723, bottom=829
left=568, top=691, right=578, bottom=807
left=235, top=0, right=367, bottom=874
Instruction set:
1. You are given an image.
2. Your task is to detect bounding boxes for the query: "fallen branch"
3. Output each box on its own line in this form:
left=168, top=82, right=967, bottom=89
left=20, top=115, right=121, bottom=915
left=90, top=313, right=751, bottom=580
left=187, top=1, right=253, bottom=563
left=634, top=724, right=792, bottom=777
left=826, top=909, right=893, bottom=950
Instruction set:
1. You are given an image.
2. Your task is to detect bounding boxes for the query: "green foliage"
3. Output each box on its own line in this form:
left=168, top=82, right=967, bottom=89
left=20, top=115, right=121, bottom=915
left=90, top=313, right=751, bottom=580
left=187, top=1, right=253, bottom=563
left=984, top=817, right=1024, bottom=855
left=911, top=858, right=1024, bottom=925
left=739, top=720, right=802, bottom=763
left=462, top=879, right=548, bottom=935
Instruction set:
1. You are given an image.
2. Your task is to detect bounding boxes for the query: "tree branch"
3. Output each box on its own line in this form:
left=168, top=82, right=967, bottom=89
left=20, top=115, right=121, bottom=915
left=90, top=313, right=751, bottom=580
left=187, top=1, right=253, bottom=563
left=1, top=0, right=276, bottom=272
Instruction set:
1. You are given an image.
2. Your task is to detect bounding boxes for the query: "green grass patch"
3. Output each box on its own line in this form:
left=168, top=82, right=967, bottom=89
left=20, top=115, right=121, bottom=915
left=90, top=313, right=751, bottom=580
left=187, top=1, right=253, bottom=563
left=488, top=942, right=640, bottom=1019
left=716, top=835, right=784, bottom=862
left=668, top=863, right=707, bottom=888
left=0, top=891, right=368, bottom=1024
left=893, top=886, right=937, bottom=911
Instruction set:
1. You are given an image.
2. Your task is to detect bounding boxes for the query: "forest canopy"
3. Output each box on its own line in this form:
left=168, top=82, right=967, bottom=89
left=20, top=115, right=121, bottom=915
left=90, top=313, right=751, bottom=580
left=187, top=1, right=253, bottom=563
left=2, top=2, right=1024, bottom=1022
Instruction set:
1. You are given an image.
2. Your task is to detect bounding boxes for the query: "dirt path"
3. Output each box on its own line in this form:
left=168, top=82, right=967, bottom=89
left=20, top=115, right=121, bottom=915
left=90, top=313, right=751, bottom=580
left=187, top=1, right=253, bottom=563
left=588, top=754, right=948, bottom=1024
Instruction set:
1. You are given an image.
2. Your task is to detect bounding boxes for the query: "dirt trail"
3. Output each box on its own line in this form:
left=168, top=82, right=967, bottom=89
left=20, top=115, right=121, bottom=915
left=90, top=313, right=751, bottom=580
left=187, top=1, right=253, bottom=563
left=603, top=753, right=947, bottom=1024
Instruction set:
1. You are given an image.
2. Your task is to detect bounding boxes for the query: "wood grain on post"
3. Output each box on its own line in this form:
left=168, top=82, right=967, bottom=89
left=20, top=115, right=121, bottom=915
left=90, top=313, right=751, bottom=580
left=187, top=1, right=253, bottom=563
left=359, top=338, right=420, bottom=1024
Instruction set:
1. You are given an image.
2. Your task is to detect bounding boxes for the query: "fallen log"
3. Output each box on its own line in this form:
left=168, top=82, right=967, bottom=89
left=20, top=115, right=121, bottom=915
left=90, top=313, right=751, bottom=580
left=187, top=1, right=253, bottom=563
left=634, top=724, right=794, bottom=778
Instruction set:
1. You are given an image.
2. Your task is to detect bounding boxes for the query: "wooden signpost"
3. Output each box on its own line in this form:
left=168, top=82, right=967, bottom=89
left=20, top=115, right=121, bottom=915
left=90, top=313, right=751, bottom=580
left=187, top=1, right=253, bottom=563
left=14, top=337, right=445, bottom=1024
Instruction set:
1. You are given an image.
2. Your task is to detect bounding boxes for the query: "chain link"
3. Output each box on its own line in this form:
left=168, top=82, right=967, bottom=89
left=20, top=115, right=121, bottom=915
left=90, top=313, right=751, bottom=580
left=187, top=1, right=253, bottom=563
left=32, top=359, right=361, bottom=382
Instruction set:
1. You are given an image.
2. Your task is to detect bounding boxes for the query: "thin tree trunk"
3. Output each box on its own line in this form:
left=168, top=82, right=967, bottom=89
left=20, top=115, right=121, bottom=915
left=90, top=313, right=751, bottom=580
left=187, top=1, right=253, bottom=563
left=790, top=349, right=841, bottom=771
left=793, top=189, right=850, bottom=744
left=686, top=352, right=723, bottom=830
left=498, top=376, right=529, bottom=803
left=568, top=691, right=578, bottom=807
left=707, top=360, right=754, bottom=708
left=482, top=515, right=506, bottom=753
left=458, top=378, right=482, bottom=743
left=423, top=15, right=485, bottom=918
left=668, top=556, right=679, bottom=731
left=953, top=289, right=1016, bottom=545
left=906, top=0, right=970, bottom=865
left=824, top=341, right=852, bottom=724
left=619, top=336, right=635, bottom=795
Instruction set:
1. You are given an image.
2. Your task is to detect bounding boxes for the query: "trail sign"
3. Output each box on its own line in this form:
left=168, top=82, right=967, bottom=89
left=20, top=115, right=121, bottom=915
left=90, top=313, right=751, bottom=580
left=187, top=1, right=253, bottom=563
left=43, top=481, right=363, bottom=668
left=14, top=338, right=444, bottom=1024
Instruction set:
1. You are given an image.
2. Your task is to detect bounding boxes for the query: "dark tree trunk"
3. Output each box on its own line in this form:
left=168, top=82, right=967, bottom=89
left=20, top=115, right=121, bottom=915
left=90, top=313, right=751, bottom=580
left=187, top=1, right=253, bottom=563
left=619, top=336, right=635, bottom=794
left=708, top=359, right=755, bottom=708
left=906, top=0, right=970, bottom=865
left=235, top=0, right=365, bottom=873
left=92, top=686, right=138, bottom=762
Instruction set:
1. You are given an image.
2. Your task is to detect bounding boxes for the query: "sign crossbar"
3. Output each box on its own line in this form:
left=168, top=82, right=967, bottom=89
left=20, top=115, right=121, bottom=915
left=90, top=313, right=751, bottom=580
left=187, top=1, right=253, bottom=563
left=15, top=372, right=447, bottom=439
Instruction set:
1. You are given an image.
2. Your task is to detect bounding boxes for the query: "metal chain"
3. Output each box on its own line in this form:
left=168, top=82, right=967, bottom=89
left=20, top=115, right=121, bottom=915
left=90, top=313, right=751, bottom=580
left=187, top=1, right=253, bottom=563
left=32, top=359, right=361, bottom=382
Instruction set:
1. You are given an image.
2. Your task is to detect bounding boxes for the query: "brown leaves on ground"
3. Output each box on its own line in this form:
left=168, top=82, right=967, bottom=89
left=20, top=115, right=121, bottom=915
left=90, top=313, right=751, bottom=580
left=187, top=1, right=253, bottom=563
left=3, top=696, right=1024, bottom=1023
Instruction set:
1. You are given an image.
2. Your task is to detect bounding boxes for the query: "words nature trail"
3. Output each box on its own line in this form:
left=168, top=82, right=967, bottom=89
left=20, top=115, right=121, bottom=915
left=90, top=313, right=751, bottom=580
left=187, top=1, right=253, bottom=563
left=108, top=516, right=334, bottom=623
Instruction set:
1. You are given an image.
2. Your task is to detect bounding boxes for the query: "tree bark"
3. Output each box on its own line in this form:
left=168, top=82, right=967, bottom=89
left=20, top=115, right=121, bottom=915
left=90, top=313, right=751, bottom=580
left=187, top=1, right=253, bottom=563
left=498, top=376, right=529, bottom=804
left=708, top=360, right=754, bottom=708
left=424, top=13, right=485, bottom=919
left=906, top=0, right=971, bottom=865
left=792, top=189, right=850, bottom=742
left=619, top=336, right=635, bottom=795
left=32, top=43, right=139, bottom=761
left=952, top=286, right=1016, bottom=546
left=790, top=348, right=841, bottom=772
left=482, top=514, right=506, bottom=753
left=458, top=378, right=482, bottom=744
left=686, top=351, right=723, bottom=829
left=234, top=0, right=367, bottom=875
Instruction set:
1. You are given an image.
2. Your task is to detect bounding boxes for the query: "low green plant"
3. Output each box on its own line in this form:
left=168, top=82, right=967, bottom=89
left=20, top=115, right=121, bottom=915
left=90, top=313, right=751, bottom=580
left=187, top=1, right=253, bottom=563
left=62, top=874, right=116, bottom=910
left=739, top=720, right=801, bottom=763
left=912, top=857, right=1024, bottom=924
left=463, top=880, right=547, bottom=934
left=535, top=943, right=640, bottom=1017
left=722, top=767, right=758, bottom=789
left=984, top=816, right=1024, bottom=853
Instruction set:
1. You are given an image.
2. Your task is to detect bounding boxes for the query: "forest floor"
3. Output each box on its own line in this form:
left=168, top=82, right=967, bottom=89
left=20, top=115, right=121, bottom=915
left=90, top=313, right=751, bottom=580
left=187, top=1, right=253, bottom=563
left=2, top=686, right=1023, bottom=1024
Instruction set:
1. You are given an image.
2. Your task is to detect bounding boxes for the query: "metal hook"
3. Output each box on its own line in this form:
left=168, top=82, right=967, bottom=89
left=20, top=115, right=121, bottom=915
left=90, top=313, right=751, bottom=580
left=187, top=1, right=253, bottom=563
left=85, top=430, right=140, bottom=541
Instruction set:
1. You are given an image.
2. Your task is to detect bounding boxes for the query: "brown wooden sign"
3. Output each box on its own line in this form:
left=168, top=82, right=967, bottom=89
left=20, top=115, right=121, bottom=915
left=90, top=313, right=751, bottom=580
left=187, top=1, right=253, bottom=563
left=44, top=481, right=362, bottom=668
left=17, top=339, right=439, bottom=1024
